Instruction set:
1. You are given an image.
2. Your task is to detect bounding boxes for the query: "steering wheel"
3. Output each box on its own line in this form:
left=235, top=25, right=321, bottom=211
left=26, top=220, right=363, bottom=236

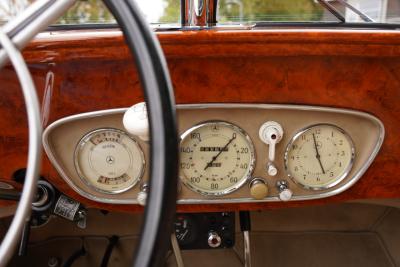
left=0, top=1, right=179, bottom=267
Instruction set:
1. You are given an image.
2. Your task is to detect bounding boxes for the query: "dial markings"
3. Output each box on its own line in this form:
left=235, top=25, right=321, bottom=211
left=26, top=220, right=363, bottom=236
left=285, top=124, right=354, bottom=190
left=75, top=128, right=145, bottom=194
left=180, top=122, right=255, bottom=196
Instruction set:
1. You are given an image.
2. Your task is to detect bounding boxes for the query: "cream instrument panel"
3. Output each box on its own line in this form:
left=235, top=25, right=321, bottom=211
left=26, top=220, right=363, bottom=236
left=43, top=104, right=384, bottom=204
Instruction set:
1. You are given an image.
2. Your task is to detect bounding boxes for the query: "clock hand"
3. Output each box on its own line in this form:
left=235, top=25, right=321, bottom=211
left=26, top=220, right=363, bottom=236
left=204, top=135, right=236, bottom=170
left=312, top=133, right=326, bottom=174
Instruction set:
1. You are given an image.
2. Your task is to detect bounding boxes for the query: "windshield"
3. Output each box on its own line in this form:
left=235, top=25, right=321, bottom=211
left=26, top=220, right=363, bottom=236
left=0, top=0, right=180, bottom=26
left=1, top=0, right=400, bottom=27
left=218, top=0, right=400, bottom=24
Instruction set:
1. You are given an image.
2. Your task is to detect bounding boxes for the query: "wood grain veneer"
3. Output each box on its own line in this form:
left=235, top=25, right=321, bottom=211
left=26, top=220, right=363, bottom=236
left=0, top=29, right=399, bottom=212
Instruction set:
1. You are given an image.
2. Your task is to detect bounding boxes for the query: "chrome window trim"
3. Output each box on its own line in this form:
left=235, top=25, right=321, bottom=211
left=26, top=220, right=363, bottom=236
left=43, top=103, right=385, bottom=205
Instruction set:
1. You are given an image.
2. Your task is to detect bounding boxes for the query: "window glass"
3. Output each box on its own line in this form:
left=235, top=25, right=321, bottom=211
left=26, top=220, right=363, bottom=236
left=60, top=0, right=180, bottom=25
left=0, top=0, right=180, bottom=26
left=218, top=0, right=331, bottom=24
left=217, top=0, right=400, bottom=24
left=2, top=0, right=400, bottom=27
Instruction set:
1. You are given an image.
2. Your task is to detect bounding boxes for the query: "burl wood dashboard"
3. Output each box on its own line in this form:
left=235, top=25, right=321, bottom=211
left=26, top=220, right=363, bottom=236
left=0, top=29, right=400, bottom=212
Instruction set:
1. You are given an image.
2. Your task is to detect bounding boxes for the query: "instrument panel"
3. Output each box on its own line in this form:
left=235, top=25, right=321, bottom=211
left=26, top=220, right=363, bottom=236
left=43, top=104, right=384, bottom=205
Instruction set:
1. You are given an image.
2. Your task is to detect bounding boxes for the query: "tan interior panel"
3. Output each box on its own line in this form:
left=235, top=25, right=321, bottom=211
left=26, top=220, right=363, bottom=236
left=43, top=104, right=384, bottom=204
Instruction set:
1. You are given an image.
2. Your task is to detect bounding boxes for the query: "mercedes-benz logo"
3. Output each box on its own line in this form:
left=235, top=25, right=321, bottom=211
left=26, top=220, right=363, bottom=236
left=106, top=155, right=115, bottom=164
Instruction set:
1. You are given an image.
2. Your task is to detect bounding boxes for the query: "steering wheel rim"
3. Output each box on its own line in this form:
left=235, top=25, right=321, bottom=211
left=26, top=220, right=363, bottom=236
left=102, top=1, right=179, bottom=266
left=0, top=0, right=178, bottom=266
left=0, top=30, right=42, bottom=267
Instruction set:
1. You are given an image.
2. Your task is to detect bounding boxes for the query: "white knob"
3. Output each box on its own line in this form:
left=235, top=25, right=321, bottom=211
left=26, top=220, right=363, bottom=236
left=259, top=121, right=283, bottom=162
left=279, top=189, right=293, bottom=202
left=267, top=163, right=278, bottom=176
left=137, top=191, right=147, bottom=206
left=123, top=102, right=149, bottom=141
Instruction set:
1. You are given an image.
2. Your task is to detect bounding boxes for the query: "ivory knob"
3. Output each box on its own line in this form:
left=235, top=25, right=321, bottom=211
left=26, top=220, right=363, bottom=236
left=249, top=178, right=268, bottom=200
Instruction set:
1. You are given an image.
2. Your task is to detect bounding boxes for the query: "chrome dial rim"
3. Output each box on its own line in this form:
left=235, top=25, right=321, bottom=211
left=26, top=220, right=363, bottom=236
left=179, top=121, right=256, bottom=196
left=74, top=128, right=145, bottom=194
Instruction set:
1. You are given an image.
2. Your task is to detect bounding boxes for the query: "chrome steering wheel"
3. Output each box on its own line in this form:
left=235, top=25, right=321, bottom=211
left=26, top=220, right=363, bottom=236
left=0, top=1, right=179, bottom=267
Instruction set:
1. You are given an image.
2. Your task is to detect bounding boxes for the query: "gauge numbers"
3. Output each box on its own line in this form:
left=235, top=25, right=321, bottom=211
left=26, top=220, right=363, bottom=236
left=74, top=128, right=145, bottom=194
left=285, top=124, right=355, bottom=190
left=180, top=121, right=255, bottom=196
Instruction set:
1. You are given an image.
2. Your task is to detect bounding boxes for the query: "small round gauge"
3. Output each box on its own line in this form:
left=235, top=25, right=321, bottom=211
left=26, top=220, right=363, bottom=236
left=179, top=121, right=255, bottom=196
left=284, top=124, right=355, bottom=190
left=74, top=128, right=145, bottom=194
left=174, top=214, right=197, bottom=246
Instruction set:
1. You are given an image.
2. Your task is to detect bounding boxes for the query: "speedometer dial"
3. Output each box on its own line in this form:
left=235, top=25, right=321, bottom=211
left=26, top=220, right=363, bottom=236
left=179, top=122, right=255, bottom=196
left=74, top=128, right=145, bottom=194
left=284, top=124, right=355, bottom=190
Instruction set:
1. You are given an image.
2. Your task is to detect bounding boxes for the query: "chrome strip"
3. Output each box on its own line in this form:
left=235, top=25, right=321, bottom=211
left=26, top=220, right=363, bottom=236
left=43, top=103, right=385, bottom=205
left=243, top=231, right=251, bottom=267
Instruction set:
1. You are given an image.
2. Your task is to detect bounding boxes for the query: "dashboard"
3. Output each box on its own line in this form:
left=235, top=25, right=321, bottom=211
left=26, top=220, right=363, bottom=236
left=0, top=29, right=399, bottom=212
left=43, top=103, right=383, bottom=205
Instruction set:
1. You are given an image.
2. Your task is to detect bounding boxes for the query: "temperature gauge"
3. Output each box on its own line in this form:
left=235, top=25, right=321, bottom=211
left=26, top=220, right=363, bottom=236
left=74, top=128, right=145, bottom=194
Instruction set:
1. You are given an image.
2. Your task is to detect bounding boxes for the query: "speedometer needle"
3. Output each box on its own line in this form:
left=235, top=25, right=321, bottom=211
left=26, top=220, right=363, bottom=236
left=312, top=133, right=325, bottom=174
left=204, top=135, right=236, bottom=170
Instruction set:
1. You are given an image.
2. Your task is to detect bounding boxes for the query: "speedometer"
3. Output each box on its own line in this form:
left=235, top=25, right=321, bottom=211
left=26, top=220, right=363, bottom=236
left=179, top=121, right=255, bottom=196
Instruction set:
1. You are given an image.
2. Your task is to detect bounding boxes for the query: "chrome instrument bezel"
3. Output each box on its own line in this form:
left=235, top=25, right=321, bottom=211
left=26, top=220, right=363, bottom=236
left=284, top=123, right=355, bottom=191
left=73, top=127, right=145, bottom=195
left=179, top=121, right=256, bottom=196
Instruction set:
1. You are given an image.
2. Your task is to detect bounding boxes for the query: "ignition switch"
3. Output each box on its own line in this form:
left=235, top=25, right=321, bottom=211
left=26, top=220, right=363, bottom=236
left=208, top=231, right=222, bottom=248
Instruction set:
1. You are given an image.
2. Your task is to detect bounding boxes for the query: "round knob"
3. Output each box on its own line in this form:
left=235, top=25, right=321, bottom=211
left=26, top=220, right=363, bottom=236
left=267, top=163, right=278, bottom=176
left=208, top=231, right=222, bottom=248
left=279, top=188, right=293, bottom=202
left=137, top=191, right=147, bottom=206
left=123, top=102, right=149, bottom=141
left=249, top=178, right=268, bottom=200
left=137, top=183, right=148, bottom=206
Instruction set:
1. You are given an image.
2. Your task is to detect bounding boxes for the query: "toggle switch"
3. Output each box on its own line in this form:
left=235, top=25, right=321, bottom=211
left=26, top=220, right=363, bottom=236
left=259, top=121, right=283, bottom=176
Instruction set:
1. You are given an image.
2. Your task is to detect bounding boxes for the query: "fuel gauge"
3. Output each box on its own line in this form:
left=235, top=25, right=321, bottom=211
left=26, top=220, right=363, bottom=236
left=74, top=128, right=145, bottom=194
left=174, top=214, right=197, bottom=246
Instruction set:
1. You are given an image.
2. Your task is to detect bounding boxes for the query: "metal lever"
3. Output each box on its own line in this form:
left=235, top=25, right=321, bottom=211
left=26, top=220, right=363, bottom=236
left=171, top=233, right=184, bottom=267
left=17, top=218, right=31, bottom=257
left=0, top=189, right=21, bottom=201
left=239, top=211, right=252, bottom=267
